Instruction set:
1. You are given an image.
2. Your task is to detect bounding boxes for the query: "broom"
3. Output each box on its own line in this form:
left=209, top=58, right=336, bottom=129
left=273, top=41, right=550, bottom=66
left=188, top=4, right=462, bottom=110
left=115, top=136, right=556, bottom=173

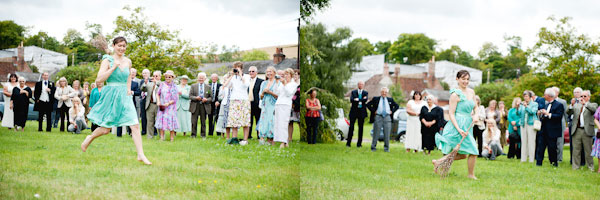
left=433, top=122, right=475, bottom=178
left=90, top=34, right=111, bottom=54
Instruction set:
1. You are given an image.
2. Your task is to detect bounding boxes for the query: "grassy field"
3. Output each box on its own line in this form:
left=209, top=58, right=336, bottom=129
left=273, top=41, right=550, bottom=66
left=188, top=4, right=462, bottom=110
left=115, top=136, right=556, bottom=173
left=300, top=124, right=600, bottom=200
left=0, top=122, right=301, bottom=199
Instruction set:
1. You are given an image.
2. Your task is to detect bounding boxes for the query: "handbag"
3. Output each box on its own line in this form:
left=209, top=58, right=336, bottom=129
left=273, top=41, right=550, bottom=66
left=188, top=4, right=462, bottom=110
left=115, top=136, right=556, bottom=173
left=509, top=132, right=521, bottom=143
left=596, top=130, right=600, bottom=139
left=533, top=119, right=541, bottom=131
left=159, top=104, right=166, bottom=111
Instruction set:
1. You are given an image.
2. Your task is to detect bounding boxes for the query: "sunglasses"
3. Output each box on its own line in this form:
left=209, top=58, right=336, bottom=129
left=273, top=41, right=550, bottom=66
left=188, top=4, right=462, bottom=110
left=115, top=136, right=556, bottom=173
left=581, top=95, right=588, bottom=98
left=249, top=70, right=256, bottom=73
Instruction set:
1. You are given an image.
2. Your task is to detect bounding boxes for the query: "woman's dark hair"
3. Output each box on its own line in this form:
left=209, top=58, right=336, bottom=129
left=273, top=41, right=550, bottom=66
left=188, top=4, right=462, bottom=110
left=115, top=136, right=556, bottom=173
left=113, top=36, right=127, bottom=45
left=9, top=74, right=18, bottom=82
left=456, top=70, right=470, bottom=79
left=412, top=90, right=421, bottom=100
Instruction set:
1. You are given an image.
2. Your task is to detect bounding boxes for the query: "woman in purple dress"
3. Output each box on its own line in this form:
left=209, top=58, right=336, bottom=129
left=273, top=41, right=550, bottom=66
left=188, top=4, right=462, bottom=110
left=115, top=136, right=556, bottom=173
left=592, top=107, right=600, bottom=173
left=155, top=70, right=179, bottom=141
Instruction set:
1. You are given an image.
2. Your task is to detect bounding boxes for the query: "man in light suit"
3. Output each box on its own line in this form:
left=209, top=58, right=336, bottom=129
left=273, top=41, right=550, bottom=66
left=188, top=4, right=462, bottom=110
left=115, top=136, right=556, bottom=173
left=208, top=73, right=221, bottom=136
left=367, top=87, right=399, bottom=152
left=536, top=88, right=565, bottom=167
left=248, top=66, right=264, bottom=139
left=552, top=86, right=568, bottom=162
left=139, top=69, right=151, bottom=135
left=189, top=72, right=212, bottom=138
left=141, top=70, right=161, bottom=139
left=566, top=90, right=598, bottom=170
left=33, top=72, right=56, bottom=132
left=347, top=81, right=368, bottom=147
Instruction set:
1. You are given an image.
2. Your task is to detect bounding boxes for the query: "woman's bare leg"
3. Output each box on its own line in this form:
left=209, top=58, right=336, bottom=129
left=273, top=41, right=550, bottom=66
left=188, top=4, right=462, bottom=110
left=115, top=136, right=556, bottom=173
left=467, top=155, right=477, bottom=179
left=243, top=126, right=249, bottom=141
left=159, top=130, right=165, bottom=141
left=288, top=123, right=293, bottom=143
left=129, top=125, right=151, bottom=165
left=232, top=127, right=238, bottom=138
left=81, top=127, right=111, bottom=152
left=226, top=128, right=230, bottom=139
left=170, top=131, right=175, bottom=142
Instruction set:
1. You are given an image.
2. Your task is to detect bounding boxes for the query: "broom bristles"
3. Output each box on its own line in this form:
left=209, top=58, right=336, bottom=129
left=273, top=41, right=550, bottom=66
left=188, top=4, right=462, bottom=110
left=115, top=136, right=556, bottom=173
left=434, top=122, right=474, bottom=178
left=90, top=34, right=110, bottom=54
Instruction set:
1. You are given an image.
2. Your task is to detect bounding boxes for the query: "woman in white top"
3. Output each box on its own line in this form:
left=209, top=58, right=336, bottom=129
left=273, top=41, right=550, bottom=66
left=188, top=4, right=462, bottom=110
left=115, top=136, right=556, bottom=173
left=405, top=91, right=426, bottom=152
left=54, top=77, right=76, bottom=132
left=2, top=73, right=18, bottom=129
left=221, top=61, right=251, bottom=145
left=481, top=119, right=504, bottom=160
left=274, top=68, right=298, bottom=148
left=473, top=95, right=486, bottom=156
left=215, top=75, right=231, bottom=137
left=68, top=97, right=87, bottom=134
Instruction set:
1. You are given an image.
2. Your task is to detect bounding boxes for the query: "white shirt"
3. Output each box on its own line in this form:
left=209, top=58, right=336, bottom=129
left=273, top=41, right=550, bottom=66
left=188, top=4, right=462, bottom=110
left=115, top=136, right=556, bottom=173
left=275, top=81, right=298, bottom=106
left=40, top=80, right=50, bottom=102
left=579, top=103, right=586, bottom=127
left=228, top=74, right=250, bottom=100
left=483, top=128, right=501, bottom=148
left=69, top=105, right=85, bottom=123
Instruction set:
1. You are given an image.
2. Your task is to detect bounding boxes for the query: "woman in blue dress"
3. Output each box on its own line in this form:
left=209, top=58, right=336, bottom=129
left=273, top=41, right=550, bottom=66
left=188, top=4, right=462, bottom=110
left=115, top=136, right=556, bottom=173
left=257, top=67, right=279, bottom=145
left=81, top=37, right=151, bottom=165
left=433, top=70, right=479, bottom=179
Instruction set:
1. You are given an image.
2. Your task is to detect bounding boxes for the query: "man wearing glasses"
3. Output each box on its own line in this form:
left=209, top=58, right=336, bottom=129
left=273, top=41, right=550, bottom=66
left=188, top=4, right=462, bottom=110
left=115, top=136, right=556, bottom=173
left=248, top=66, right=264, bottom=140
left=566, top=90, right=598, bottom=170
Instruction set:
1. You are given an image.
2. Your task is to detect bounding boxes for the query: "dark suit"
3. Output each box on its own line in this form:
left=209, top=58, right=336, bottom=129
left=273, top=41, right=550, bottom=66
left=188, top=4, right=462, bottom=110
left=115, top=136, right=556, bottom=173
left=190, top=83, right=212, bottom=137
left=33, top=80, right=55, bottom=132
left=208, top=82, right=221, bottom=136
left=536, top=100, right=564, bottom=166
left=367, top=96, right=399, bottom=152
left=347, top=89, right=368, bottom=147
left=139, top=78, right=150, bottom=135
left=117, top=81, right=141, bottom=137
left=249, top=77, right=264, bottom=139
left=534, top=96, right=546, bottom=160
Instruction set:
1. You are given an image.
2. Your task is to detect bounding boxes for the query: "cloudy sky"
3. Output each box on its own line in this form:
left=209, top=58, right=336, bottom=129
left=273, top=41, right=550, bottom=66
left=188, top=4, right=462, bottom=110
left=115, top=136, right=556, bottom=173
left=0, top=0, right=299, bottom=51
left=313, top=0, right=600, bottom=57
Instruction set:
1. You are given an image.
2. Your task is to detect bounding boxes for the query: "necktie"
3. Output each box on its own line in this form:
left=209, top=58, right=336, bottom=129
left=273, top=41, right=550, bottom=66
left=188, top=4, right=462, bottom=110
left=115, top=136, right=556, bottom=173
left=382, top=98, right=387, bottom=116
left=44, top=81, right=47, bottom=86
left=200, top=84, right=204, bottom=99
left=358, top=90, right=362, bottom=108
left=249, top=78, right=255, bottom=101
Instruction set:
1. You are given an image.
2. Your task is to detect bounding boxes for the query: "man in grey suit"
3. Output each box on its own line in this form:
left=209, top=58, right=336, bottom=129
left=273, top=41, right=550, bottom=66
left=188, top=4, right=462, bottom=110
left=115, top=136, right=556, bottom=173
left=553, top=86, right=568, bottom=162
left=189, top=72, right=212, bottom=138
left=566, top=90, right=598, bottom=170
left=141, top=70, right=162, bottom=139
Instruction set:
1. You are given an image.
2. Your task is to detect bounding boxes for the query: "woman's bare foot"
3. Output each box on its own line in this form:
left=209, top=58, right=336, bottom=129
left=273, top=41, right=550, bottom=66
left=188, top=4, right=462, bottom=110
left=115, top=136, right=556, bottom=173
left=280, top=143, right=285, bottom=148
left=432, top=159, right=440, bottom=174
left=467, top=175, right=478, bottom=180
left=137, top=155, right=152, bottom=165
left=81, top=135, right=92, bottom=152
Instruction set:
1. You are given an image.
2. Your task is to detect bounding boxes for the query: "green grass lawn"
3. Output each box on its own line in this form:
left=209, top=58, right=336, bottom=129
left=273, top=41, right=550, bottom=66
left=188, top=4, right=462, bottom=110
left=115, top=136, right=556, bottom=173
left=299, top=124, right=600, bottom=200
left=0, top=121, right=301, bottom=199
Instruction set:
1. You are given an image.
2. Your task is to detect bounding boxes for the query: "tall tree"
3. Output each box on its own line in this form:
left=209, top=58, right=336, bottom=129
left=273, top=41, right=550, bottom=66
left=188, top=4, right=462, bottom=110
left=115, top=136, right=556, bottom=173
left=24, top=31, right=62, bottom=52
left=242, top=49, right=270, bottom=61
left=351, top=37, right=375, bottom=57
left=0, top=20, right=27, bottom=49
left=300, top=0, right=330, bottom=21
left=436, top=45, right=474, bottom=67
left=388, top=33, right=436, bottom=64
left=374, top=40, right=392, bottom=62
left=301, top=23, right=362, bottom=97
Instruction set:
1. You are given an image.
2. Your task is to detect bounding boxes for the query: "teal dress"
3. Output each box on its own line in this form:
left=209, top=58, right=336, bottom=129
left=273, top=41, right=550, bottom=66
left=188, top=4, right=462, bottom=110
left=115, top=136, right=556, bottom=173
left=175, top=84, right=191, bottom=133
left=87, top=55, right=138, bottom=128
left=435, top=89, right=479, bottom=155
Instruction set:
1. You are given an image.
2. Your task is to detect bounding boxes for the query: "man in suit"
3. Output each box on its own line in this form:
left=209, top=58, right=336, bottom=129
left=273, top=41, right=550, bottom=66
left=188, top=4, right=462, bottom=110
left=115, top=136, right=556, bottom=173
left=536, top=88, right=565, bottom=167
left=189, top=72, right=212, bottom=138
left=33, top=72, right=56, bottom=132
left=247, top=66, right=264, bottom=139
left=117, top=68, right=141, bottom=137
left=347, top=81, right=368, bottom=147
left=533, top=92, right=546, bottom=161
left=367, top=87, right=399, bottom=152
left=566, top=90, right=598, bottom=170
left=139, top=69, right=151, bottom=135
left=569, top=87, right=585, bottom=165
left=141, top=70, right=161, bottom=139
left=208, top=73, right=221, bottom=136
left=552, top=86, right=568, bottom=162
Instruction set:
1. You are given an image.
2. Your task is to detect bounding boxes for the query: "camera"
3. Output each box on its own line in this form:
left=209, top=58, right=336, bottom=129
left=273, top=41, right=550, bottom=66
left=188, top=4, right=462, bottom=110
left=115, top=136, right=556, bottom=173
left=233, top=68, right=238, bottom=73
left=275, top=75, right=281, bottom=79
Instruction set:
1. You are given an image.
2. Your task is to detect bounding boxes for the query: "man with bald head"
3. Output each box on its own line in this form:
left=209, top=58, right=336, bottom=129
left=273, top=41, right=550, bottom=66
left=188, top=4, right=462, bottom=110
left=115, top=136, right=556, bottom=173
left=190, top=72, right=212, bottom=138
left=208, top=73, right=222, bottom=136
left=347, top=81, right=369, bottom=147
left=34, top=72, right=56, bottom=132
left=247, top=66, right=264, bottom=139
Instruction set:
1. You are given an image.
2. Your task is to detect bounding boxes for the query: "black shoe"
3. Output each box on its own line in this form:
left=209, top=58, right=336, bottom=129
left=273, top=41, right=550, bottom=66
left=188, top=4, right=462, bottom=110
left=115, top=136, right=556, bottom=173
left=357, top=145, right=362, bottom=148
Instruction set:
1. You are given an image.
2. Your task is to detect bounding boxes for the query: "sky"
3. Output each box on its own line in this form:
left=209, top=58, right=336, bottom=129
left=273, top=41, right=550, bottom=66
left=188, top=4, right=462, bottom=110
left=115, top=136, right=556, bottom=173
left=313, top=0, right=600, bottom=57
left=0, top=0, right=299, bottom=51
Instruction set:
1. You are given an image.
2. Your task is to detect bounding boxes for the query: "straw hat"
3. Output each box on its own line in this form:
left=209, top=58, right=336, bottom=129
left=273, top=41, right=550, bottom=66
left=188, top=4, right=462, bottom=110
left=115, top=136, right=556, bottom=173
left=164, top=70, right=175, bottom=78
left=179, top=75, right=190, bottom=81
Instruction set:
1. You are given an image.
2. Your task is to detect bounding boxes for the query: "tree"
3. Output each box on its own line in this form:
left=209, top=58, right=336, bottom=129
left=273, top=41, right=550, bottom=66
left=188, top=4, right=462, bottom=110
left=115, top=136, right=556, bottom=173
left=352, top=38, right=375, bottom=57
left=61, top=29, right=104, bottom=65
left=300, top=0, right=330, bottom=21
left=374, top=40, right=392, bottom=62
left=111, top=6, right=200, bottom=78
left=54, top=63, right=99, bottom=84
left=242, top=49, right=270, bottom=61
left=389, top=84, right=406, bottom=105
left=300, top=23, right=363, bottom=97
left=388, top=33, right=436, bottom=64
left=474, top=81, right=513, bottom=107
left=0, top=20, right=27, bottom=49
left=24, top=31, right=62, bottom=52
left=218, top=45, right=241, bottom=62
left=527, top=16, right=600, bottom=103
left=436, top=45, right=475, bottom=67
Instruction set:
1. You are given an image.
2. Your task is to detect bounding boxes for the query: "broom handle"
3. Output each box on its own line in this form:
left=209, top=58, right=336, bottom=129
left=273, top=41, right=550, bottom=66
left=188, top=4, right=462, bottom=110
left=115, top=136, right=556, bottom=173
left=455, top=122, right=475, bottom=149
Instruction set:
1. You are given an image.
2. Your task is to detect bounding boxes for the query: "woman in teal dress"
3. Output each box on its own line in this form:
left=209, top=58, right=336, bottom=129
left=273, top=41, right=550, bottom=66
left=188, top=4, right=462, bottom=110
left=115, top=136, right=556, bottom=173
left=175, top=75, right=191, bottom=135
left=433, top=70, right=479, bottom=179
left=81, top=37, right=151, bottom=165
left=257, top=67, right=279, bottom=145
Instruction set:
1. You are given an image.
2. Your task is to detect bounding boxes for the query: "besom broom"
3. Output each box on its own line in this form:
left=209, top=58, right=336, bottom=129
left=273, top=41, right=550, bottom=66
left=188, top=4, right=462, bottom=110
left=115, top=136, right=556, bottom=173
left=432, top=122, right=475, bottom=178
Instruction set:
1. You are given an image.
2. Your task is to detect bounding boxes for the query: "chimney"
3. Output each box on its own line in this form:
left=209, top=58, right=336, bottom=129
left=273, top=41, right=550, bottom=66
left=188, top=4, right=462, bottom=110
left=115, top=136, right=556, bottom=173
left=273, top=47, right=285, bottom=64
left=383, top=63, right=389, bottom=77
left=394, top=64, right=400, bottom=84
left=427, top=56, right=436, bottom=88
left=17, top=41, right=25, bottom=71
